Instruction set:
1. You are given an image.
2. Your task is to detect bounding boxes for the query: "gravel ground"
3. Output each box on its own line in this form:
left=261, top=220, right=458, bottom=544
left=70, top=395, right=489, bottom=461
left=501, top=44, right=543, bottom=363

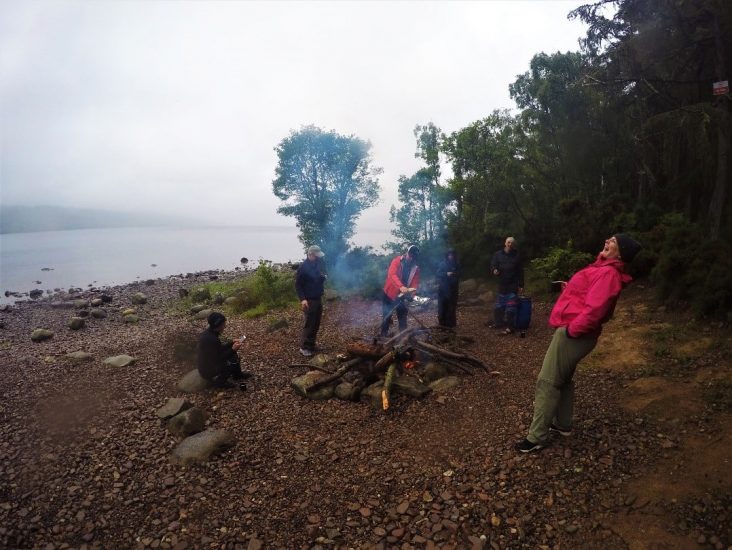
left=0, top=274, right=729, bottom=549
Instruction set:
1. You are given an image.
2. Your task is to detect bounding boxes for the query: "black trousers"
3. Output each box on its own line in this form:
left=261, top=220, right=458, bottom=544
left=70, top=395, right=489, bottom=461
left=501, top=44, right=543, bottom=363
left=302, top=298, right=323, bottom=350
left=206, top=355, right=243, bottom=387
left=381, top=292, right=407, bottom=336
left=438, top=290, right=458, bottom=327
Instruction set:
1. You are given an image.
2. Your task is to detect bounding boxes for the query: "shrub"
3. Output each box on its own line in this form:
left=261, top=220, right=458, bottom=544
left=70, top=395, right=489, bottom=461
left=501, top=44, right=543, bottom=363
left=530, top=243, right=594, bottom=284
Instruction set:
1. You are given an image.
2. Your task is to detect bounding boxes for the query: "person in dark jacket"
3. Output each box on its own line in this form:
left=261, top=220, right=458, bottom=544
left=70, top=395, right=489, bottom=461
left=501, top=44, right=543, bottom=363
left=197, top=312, right=250, bottom=388
left=380, top=245, right=421, bottom=337
left=295, top=245, right=327, bottom=357
left=515, top=234, right=641, bottom=453
left=436, top=249, right=459, bottom=327
left=490, top=236, right=524, bottom=334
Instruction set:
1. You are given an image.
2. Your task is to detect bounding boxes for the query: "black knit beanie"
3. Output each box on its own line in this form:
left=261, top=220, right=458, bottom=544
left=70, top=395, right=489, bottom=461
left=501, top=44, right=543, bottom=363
left=207, top=311, right=226, bottom=329
left=614, top=234, right=642, bottom=263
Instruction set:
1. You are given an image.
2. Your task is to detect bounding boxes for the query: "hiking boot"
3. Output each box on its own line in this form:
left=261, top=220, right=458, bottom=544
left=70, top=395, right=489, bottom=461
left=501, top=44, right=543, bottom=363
left=213, top=380, right=236, bottom=389
left=299, top=348, right=314, bottom=357
left=232, top=371, right=253, bottom=381
left=549, top=424, right=572, bottom=437
left=514, top=438, right=545, bottom=453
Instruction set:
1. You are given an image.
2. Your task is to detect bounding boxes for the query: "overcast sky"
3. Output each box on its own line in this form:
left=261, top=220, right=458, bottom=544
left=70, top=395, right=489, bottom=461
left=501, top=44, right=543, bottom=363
left=0, top=0, right=588, bottom=238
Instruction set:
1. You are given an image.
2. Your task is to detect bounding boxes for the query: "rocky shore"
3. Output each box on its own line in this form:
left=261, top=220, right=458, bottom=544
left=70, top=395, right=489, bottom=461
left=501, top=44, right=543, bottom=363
left=0, top=273, right=729, bottom=549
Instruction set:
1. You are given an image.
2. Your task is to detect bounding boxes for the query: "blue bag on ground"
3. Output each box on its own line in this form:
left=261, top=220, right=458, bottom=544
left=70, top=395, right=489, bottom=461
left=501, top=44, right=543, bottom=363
left=515, top=295, right=532, bottom=331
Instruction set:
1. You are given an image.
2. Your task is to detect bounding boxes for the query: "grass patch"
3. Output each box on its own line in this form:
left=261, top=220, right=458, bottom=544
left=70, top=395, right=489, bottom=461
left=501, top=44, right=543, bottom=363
left=177, top=261, right=298, bottom=318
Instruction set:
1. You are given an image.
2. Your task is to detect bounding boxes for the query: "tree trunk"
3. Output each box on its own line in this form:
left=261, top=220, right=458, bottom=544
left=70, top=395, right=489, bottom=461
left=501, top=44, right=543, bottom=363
left=709, top=15, right=730, bottom=240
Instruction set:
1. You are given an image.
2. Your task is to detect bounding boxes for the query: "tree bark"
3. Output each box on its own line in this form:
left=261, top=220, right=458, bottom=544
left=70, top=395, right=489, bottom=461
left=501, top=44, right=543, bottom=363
left=709, top=15, right=730, bottom=240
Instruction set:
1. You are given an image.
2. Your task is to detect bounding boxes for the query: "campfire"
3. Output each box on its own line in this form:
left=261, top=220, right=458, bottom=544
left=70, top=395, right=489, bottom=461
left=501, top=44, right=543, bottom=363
left=290, top=326, right=489, bottom=410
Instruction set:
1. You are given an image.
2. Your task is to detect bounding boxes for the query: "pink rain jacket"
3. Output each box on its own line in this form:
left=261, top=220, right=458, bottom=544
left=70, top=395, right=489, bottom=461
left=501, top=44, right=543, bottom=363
left=549, top=255, right=632, bottom=339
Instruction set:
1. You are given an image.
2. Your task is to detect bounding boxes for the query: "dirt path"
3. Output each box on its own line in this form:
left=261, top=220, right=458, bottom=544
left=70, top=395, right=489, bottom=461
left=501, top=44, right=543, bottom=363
left=0, top=282, right=729, bottom=548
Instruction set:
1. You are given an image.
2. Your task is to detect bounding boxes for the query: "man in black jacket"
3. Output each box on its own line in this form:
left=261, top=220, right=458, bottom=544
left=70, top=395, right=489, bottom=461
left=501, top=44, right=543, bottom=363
left=490, top=236, right=524, bottom=334
left=295, top=245, right=327, bottom=357
left=197, top=312, right=250, bottom=388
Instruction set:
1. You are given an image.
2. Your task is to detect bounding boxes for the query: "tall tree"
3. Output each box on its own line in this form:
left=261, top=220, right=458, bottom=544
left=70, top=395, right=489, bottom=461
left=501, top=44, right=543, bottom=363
left=272, top=125, right=382, bottom=260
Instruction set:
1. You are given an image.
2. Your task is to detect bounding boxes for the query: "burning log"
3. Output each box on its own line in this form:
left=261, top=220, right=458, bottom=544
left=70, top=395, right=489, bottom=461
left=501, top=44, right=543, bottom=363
left=412, top=341, right=488, bottom=371
left=345, top=341, right=385, bottom=359
left=305, top=357, right=364, bottom=394
left=288, top=363, right=335, bottom=374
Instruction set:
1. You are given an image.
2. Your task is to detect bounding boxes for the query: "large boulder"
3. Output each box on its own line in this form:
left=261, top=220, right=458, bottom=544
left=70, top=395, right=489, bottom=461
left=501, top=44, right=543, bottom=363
left=90, top=308, right=107, bottom=319
left=360, top=382, right=385, bottom=408
left=31, top=329, right=54, bottom=342
left=429, top=376, right=462, bottom=393
left=123, top=314, right=139, bottom=324
left=131, top=292, right=148, bottom=305
left=68, top=317, right=85, bottom=330
left=155, top=398, right=193, bottom=420
left=392, top=376, right=432, bottom=398
left=190, top=287, right=211, bottom=302
left=422, top=362, right=450, bottom=383
left=190, top=304, right=208, bottom=314
left=334, top=382, right=357, bottom=401
left=170, top=429, right=234, bottom=466
left=29, top=289, right=43, bottom=299
left=167, top=407, right=206, bottom=437
left=291, top=371, right=334, bottom=400
left=194, top=309, right=213, bottom=321
left=66, top=351, right=93, bottom=363
left=177, top=369, right=213, bottom=393
left=103, top=354, right=136, bottom=367
left=223, top=296, right=238, bottom=306
left=91, top=298, right=103, bottom=307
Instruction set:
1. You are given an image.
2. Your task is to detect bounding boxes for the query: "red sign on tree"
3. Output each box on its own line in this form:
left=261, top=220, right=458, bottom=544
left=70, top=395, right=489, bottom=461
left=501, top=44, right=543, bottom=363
left=713, top=80, right=729, bottom=96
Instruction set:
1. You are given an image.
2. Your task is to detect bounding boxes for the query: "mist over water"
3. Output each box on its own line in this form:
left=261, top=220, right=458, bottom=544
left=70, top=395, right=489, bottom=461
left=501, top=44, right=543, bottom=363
left=0, top=225, right=390, bottom=303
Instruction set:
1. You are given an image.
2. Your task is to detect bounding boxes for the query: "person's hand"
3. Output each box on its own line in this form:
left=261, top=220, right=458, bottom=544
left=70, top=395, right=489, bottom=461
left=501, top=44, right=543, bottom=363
left=399, top=286, right=410, bottom=294
left=518, top=287, right=524, bottom=294
left=492, top=269, right=499, bottom=276
left=232, top=341, right=242, bottom=351
left=301, top=299, right=309, bottom=312
left=447, top=272, right=454, bottom=276
left=560, top=281, right=567, bottom=290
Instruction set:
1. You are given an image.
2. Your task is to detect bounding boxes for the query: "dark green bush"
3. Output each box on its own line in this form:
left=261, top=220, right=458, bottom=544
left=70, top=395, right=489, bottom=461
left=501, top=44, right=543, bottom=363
left=328, top=246, right=389, bottom=298
left=530, top=243, right=594, bottom=283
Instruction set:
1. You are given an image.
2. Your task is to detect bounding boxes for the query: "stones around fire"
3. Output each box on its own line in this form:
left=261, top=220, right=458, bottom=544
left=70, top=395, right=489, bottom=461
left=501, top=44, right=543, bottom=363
left=167, top=407, right=206, bottom=437
left=155, top=398, right=193, bottom=420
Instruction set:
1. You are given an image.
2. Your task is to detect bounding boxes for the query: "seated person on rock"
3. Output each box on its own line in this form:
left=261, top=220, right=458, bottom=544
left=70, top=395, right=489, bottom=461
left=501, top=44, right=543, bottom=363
left=197, top=312, right=251, bottom=388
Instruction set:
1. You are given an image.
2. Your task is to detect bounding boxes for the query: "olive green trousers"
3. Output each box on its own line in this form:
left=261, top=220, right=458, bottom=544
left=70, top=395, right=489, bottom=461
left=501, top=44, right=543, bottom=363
left=527, top=327, right=597, bottom=444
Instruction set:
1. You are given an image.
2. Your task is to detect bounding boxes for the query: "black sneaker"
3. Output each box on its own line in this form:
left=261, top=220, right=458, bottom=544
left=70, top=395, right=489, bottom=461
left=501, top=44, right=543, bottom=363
left=232, top=371, right=253, bottom=381
left=514, top=439, right=544, bottom=453
left=549, top=424, right=572, bottom=437
left=213, top=380, right=236, bottom=389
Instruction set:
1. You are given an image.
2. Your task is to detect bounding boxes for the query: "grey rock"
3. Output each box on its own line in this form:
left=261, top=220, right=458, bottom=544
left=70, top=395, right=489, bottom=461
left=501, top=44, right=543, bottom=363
left=170, top=429, right=234, bottom=466
left=423, top=362, right=450, bottom=383
left=68, top=317, right=85, bottom=330
left=50, top=301, right=75, bottom=309
left=90, top=308, right=107, bottom=319
left=123, top=314, right=139, bottom=323
left=177, top=369, right=213, bottom=393
left=121, top=308, right=136, bottom=316
left=190, top=287, right=211, bottom=302
left=100, top=294, right=113, bottom=303
left=167, top=407, right=206, bottom=437
left=29, top=289, right=43, bottom=299
left=178, top=288, right=189, bottom=298
left=144, top=279, right=155, bottom=286
left=31, top=328, right=54, bottom=342
left=0, top=304, right=9, bottom=312
left=91, top=298, right=103, bottom=307
left=103, top=354, right=136, bottom=367
left=223, top=296, right=238, bottom=305
left=429, top=376, right=461, bottom=393
left=291, top=371, right=334, bottom=400
left=392, top=376, right=432, bottom=398
left=131, top=292, right=147, bottom=305
left=66, top=351, right=93, bottom=363
left=360, top=382, right=385, bottom=408
left=193, top=309, right=212, bottom=321
left=156, top=398, right=193, bottom=420
left=190, top=304, right=208, bottom=314
left=73, top=299, right=89, bottom=309
left=212, top=293, right=225, bottom=305
left=76, top=309, right=90, bottom=318
left=334, top=382, right=356, bottom=401
left=240, top=257, right=248, bottom=264
left=267, top=318, right=288, bottom=333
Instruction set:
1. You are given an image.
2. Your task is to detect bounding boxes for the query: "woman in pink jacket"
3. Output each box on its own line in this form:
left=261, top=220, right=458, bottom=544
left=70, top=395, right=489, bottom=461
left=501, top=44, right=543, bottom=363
left=515, top=234, right=641, bottom=453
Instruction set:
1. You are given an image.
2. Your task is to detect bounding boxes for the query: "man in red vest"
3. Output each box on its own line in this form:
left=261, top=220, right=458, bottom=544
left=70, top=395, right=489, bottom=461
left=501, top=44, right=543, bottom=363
left=380, top=245, right=421, bottom=337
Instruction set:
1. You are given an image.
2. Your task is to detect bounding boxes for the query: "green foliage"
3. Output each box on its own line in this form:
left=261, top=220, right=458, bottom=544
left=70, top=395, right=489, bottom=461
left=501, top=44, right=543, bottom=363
left=178, top=262, right=296, bottom=318
left=272, top=125, right=382, bottom=261
left=530, top=244, right=594, bottom=284
left=328, top=246, right=389, bottom=298
left=650, top=214, right=732, bottom=318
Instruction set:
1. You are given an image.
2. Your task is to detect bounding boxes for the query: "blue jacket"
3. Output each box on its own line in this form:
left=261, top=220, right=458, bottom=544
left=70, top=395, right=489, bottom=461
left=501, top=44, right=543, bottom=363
left=295, top=258, right=326, bottom=300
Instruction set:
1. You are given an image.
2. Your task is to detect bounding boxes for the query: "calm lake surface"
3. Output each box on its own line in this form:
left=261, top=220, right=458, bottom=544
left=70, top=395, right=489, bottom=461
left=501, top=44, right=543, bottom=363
left=0, top=225, right=389, bottom=302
